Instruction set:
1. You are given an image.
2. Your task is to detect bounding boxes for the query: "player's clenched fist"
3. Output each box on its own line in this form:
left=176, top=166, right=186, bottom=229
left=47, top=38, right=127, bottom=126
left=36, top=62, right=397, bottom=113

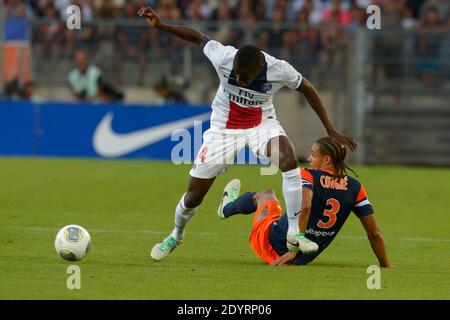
left=138, top=7, right=161, bottom=27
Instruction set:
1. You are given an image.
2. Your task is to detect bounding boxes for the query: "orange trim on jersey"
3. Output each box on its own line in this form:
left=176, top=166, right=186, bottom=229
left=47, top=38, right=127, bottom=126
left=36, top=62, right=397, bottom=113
left=301, top=168, right=314, bottom=185
left=356, top=185, right=368, bottom=203
left=249, top=199, right=283, bottom=264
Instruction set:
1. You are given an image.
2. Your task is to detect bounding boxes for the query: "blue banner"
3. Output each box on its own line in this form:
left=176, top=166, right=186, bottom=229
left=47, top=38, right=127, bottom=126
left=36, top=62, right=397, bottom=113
left=0, top=101, right=36, bottom=156
left=0, top=101, right=211, bottom=160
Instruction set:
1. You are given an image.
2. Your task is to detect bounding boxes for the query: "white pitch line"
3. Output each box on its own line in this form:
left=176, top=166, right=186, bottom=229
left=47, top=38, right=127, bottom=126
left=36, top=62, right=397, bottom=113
left=1, top=226, right=449, bottom=244
left=0, top=226, right=213, bottom=236
left=339, top=235, right=450, bottom=243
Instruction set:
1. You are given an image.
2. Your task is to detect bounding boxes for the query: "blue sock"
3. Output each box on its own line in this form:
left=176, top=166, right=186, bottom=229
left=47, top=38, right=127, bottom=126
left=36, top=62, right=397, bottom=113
left=223, top=192, right=257, bottom=218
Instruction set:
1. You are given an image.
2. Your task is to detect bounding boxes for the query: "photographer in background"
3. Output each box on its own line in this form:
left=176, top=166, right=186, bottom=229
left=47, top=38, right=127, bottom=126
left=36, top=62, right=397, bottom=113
left=68, top=49, right=102, bottom=102
left=98, top=78, right=125, bottom=103
left=153, top=74, right=188, bottom=105
left=1, top=78, right=42, bottom=102
left=68, top=49, right=124, bottom=102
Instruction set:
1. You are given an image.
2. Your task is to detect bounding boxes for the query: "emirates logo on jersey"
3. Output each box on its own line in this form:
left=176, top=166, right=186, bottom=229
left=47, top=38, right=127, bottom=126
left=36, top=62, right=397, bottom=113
left=261, top=82, right=272, bottom=93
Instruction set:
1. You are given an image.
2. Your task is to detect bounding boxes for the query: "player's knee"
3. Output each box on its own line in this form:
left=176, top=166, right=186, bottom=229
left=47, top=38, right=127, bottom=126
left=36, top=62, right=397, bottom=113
left=270, top=136, right=297, bottom=171
left=255, top=189, right=277, bottom=204
left=261, top=188, right=276, bottom=197
left=278, top=154, right=298, bottom=172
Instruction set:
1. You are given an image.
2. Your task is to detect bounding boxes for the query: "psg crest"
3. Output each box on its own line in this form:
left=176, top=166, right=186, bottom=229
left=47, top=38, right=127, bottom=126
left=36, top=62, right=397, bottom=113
left=261, top=82, right=272, bottom=93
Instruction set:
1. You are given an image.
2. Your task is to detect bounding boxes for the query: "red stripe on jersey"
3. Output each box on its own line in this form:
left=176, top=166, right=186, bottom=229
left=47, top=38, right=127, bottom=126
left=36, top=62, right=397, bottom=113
left=226, top=101, right=262, bottom=129
left=301, top=168, right=314, bottom=185
left=356, top=185, right=368, bottom=203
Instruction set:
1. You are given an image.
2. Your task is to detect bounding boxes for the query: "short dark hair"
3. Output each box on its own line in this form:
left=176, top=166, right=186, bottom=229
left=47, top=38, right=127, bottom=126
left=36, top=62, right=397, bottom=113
left=235, top=45, right=263, bottom=70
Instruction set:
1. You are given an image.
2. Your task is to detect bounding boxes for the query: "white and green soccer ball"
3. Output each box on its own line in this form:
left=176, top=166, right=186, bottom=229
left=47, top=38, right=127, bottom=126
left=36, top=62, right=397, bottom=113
left=54, top=225, right=92, bottom=261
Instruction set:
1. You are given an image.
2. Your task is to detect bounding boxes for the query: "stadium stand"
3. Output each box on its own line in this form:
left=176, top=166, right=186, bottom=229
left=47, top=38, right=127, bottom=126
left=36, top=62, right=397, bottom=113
left=1, top=0, right=449, bottom=165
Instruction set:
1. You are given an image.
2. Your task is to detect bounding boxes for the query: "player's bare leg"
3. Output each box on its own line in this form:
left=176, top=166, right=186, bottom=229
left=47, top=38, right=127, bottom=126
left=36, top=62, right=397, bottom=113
left=253, top=189, right=279, bottom=221
left=266, top=136, right=318, bottom=253
left=151, top=176, right=216, bottom=261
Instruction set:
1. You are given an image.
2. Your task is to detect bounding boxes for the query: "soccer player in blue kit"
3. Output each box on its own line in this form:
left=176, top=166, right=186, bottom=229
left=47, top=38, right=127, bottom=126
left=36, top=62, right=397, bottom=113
left=218, top=137, right=391, bottom=267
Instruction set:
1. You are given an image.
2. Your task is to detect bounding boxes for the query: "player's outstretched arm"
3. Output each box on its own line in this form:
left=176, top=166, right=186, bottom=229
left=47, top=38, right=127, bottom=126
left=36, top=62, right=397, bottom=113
left=298, top=187, right=313, bottom=233
left=138, top=7, right=210, bottom=47
left=296, top=79, right=357, bottom=151
left=359, top=214, right=391, bottom=268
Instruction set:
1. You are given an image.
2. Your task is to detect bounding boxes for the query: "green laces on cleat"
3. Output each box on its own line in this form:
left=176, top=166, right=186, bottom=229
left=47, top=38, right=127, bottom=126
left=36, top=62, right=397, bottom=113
left=159, top=235, right=179, bottom=253
left=287, top=232, right=319, bottom=254
left=298, top=233, right=313, bottom=243
left=151, top=234, right=182, bottom=262
left=230, top=186, right=239, bottom=202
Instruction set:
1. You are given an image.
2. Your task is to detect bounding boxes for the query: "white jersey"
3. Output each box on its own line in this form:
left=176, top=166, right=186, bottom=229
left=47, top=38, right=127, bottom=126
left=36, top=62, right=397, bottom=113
left=203, top=39, right=303, bottom=130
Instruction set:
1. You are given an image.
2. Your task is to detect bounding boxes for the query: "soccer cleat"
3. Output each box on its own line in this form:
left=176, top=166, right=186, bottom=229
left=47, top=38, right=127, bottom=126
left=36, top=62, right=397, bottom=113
left=286, top=232, right=319, bottom=254
left=150, top=234, right=182, bottom=261
left=217, top=179, right=241, bottom=219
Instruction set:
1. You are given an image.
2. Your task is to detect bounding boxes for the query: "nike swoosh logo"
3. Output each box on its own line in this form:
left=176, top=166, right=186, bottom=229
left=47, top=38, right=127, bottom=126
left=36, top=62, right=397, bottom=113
left=217, top=191, right=229, bottom=218
left=287, top=239, right=299, bottom=247
left=93, top=111, right=211, bottom=157
left=218, top=191, right=228, bottom=210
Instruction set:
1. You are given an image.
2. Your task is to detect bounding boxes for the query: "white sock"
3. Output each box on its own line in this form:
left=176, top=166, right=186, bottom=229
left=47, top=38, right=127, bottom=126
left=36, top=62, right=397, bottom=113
left=282, top=167, right=302, bottom=237
left=172, top=193, right=197, bottom=241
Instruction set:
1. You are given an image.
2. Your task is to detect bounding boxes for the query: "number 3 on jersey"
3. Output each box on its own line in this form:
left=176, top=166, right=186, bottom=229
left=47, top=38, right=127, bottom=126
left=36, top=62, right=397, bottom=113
left=317, top=198, right=340, bottom=229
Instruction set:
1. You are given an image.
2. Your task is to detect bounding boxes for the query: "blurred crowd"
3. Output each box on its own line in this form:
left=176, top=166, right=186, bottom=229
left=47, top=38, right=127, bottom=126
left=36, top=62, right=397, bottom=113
left=4, top=0, right=450, bottom=28
left=0, top=78, right=41, bottom=101
left=2, top=0, right=449, bottom=102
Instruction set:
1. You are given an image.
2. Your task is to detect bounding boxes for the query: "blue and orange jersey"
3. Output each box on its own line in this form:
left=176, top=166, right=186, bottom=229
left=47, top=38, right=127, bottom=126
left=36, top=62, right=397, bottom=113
left=268, top=168, right=374, bottom=265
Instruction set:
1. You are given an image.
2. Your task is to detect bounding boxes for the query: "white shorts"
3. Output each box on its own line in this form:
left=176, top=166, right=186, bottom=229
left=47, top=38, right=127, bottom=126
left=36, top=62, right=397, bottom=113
left=189, top=118, right=286, bottom=179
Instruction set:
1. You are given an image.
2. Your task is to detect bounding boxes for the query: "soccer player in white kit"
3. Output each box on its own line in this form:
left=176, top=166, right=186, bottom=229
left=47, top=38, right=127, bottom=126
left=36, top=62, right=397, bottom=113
left=138, top=7, right=357, bottom=261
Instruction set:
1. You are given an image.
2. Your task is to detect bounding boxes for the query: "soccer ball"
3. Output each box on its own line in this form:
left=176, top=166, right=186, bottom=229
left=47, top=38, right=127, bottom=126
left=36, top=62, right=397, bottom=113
left=54, top=225, right=92, bottom=261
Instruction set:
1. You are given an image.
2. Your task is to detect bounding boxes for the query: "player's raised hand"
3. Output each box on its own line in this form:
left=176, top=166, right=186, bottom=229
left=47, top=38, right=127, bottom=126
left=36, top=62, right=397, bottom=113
left=271, top=251, right=297, bottom=266
left=328, top=129, right=358, bottom=152
left=138, top=7, right=161, bottom=28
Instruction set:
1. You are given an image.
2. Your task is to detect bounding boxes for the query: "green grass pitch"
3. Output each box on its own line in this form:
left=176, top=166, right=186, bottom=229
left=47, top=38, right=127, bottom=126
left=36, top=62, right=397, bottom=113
left=0, top=157, right=449, bottom=299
